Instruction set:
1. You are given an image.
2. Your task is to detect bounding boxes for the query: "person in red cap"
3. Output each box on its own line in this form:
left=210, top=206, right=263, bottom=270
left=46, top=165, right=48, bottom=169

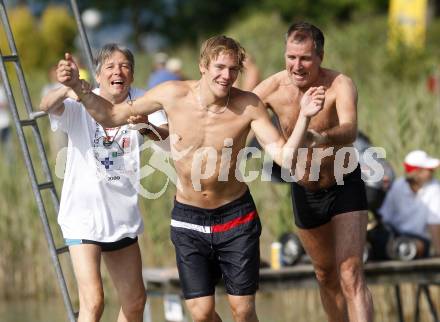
left=379, top=150, right=440, bottom=257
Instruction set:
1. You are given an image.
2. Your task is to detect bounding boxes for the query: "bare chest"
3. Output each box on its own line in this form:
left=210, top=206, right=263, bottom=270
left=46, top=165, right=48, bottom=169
left=271, top=92, right=338, bottom=138
left=167, top=102, right=251, bottom=155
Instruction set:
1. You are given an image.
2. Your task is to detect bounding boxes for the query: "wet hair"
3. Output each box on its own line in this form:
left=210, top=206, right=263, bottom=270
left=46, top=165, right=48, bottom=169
left=285, top=22, right=324, bottom=56
left=199, top=35, right=246, bottom=72
left=94, top=43, right=135, bottom=75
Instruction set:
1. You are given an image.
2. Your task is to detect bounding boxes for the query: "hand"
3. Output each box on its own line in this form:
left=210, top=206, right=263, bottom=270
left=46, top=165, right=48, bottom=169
left=300, top=86, right=325, bottom=117
left=127, top=114, right=149, bottom=125
left=127, top=114, right=152, bottom=136
left=56, top=53, right=80, bottom=88
left=304, top=129, right=328, bottom=147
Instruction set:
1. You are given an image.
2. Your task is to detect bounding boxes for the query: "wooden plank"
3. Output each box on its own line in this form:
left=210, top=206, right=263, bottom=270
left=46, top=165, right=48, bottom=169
left=143, top=257, right=440, bottom=293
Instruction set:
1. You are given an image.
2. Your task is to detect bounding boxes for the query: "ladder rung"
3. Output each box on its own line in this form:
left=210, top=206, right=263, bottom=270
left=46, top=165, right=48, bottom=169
left=20, top=119, right=37, bottom=127
left=56, top=246, right=69, bottom=255
left=2, top=54, right=18, bottom=62
left=29, top=111, right=48, bottom=120
left=38, top=182, right=54, bottom=190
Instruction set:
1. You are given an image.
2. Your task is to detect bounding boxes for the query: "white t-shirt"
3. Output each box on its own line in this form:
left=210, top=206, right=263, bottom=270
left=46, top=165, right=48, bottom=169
left=379, top=177, right=440, bottom=238
left=50, top=87, right=167, bottom=242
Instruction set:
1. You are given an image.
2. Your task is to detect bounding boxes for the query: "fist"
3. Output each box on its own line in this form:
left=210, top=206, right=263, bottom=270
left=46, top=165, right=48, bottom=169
left=127, top=114, right=149, bottom=125
left=56, top=53, right=80, bottom=88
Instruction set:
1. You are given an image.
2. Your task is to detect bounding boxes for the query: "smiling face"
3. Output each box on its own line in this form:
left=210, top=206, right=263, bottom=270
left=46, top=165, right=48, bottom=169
left=95, top=50, right=134, bottom=102
left=285, top=35, right=322, bottom=88
left=200, top=51, right=240, bottom=98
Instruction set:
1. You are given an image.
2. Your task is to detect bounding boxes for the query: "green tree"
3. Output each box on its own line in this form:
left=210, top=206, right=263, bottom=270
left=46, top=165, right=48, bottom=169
left=260, top=0, right=389, bottom=23
left=0, top=6, right=44, bottom=71
left=40, top=5, right=77, bottom=68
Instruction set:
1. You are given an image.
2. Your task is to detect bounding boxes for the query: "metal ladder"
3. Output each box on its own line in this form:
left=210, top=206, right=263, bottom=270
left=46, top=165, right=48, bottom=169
left=0, top=1, right=95, bottom=321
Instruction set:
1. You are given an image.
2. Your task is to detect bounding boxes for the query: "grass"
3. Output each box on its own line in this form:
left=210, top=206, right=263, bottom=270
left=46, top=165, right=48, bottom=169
left=1, top=11, right=440, bottom=320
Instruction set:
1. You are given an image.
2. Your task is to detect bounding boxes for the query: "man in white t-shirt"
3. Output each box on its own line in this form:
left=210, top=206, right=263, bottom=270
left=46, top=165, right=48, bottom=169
left=379, top=150, right=440, bottom=257
left=40, top=44, right=167, bottom=322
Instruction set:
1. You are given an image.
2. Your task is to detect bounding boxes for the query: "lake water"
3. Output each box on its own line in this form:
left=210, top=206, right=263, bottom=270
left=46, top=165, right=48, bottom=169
left=0, top=290, right=326, bottom=322
left=0, top=285, right=437, bottom=322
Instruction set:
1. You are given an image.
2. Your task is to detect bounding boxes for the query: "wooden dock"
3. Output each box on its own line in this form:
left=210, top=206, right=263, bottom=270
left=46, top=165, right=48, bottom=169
left=144, top=257, right=440, bottom=291
left=143, top=258, right=440, bottom=322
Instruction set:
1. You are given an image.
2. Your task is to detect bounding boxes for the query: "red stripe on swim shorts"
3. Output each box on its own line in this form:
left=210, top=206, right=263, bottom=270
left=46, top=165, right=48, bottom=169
left=211, top=210, right=257, bottom=233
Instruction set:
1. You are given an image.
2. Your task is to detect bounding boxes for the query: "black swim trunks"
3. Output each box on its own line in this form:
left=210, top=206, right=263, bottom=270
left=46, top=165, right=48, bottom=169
left=170, top=190, right=261, bottom=300
left=291, top=165, right=368, bottom=229
left=65, top=236, right=138, bottom=252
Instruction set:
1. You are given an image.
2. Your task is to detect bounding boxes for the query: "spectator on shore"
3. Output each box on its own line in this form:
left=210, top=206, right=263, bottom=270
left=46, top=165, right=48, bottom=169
left=41, top=65, right=66, bottom=155
left=166, top=57, right=185, bottom=80
left=234, top=55, right=261, bottom=91
left=147, top=52, right=180, bottom=89
left=379, top=150, right=440, bottom=257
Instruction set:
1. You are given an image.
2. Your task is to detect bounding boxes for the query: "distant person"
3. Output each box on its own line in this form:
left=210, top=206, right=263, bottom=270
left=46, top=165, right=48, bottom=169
left=253, top=22, right=373, bottom=322
left=57, top=35, right=324, bottom=322
left=235, top=55, right=261, bottom=91
left=147, top=52, right=180, bottom=89
left=41, top=65, right=67, bottom=155
left=40, top=43, right=167, bottom=322
left=0, top=82, right=12, bottom=162
left=166, top=57, right=185, bottom=80
left=379, top=150, right=440, bottom=257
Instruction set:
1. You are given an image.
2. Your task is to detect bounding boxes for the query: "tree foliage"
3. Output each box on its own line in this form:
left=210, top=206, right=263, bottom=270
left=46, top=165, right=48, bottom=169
left=80, top=0, right=390, bottom=46
left=1, top=5, right=76, bottom=71
left=260, top=0, right=389, bottom=22
left=0, top=6, right=44, bottom=71
left=40, top=6, right=77, bottom=68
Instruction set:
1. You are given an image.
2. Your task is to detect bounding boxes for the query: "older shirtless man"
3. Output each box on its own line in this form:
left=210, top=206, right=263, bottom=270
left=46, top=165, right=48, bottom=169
left=57, top=35, right=324, bottom=322
left=254, top=22, right=373, bottom=322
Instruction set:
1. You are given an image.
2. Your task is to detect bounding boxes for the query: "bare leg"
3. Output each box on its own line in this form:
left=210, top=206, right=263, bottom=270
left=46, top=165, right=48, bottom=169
left=298, top=222, right=348, bottom=322
left=333, top=211, right=373, bottom=322
left=185, top=295, right=222, bottom=322
left=228, top=294, right=258, bottom=322
left=103, top=242, right=146, bottom=322
left=69, top=244, right=104, bottom=322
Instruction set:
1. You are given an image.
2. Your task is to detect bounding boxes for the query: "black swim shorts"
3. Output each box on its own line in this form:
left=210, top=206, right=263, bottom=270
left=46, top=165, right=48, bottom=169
left=170, top=190, right=261, bottom=300
left=65, top=236, right=138, bottom=252
left=291, top=165, right=368, bottom=229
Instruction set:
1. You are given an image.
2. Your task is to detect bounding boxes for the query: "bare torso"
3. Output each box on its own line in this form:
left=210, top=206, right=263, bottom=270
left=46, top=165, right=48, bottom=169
left=257, top=69, right=355, bottom=190
left=163, top=80, right=256, bottom=208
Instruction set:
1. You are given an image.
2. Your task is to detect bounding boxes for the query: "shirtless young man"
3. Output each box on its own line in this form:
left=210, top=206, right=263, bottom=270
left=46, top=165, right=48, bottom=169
left=253, top=22, right=373, bottom=322
left=58, top=35, right=324, bottom=322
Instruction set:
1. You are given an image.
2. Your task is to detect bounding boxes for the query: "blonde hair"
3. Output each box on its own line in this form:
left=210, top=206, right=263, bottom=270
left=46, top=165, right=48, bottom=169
left=199, top=35, right=246, bottom=71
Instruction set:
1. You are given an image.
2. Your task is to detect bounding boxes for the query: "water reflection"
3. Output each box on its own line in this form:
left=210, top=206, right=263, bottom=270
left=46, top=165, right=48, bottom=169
left=0, top=285, right=438, bottom=322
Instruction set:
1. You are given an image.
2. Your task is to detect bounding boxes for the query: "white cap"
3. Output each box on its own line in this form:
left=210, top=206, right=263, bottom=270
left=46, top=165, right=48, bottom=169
left=166, top=58, right=182, bottom=73
left=404, top=150, right=440, bottom=171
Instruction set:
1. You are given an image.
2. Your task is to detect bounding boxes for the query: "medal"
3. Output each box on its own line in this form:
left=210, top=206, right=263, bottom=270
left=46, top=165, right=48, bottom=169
left=103, top=137, right=113, bottom=147
left=102, top=127, right=121, bottom=148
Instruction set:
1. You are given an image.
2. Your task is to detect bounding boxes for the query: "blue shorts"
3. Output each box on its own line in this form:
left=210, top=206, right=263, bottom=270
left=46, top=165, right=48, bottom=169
left=65, top=236, right=138, bottom=252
